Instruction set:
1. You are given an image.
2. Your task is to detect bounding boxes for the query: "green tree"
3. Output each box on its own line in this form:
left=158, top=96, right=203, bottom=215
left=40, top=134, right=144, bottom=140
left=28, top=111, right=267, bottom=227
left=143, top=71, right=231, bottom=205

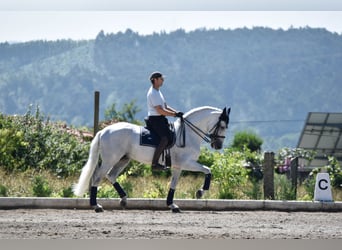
left=231, top=130, right=263, bottom=152
left=104, top=100, right=141, bottom=124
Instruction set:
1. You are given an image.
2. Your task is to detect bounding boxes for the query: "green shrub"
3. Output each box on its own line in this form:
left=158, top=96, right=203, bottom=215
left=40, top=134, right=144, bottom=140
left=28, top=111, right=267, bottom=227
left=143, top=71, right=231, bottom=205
left=211, top=148, right=249, bottom=199
left=0, top=128, right=28, bottom=171
left=143, top=180, right=166, bottom=198
left=231, top=130, right=263, bottom=152
left=0, top=184, right=8, bottom=197
left=198, top=147, right=216, bottom=167
left=97, top=185, right=119, bottom=198
left=302, top=176, right=315, bottom=200
left=244, top=179, right=263, bottom=200
left=60, top=186, right=74, bottom=198
left=32, top=176, right=52, bottom=197
left=274, top=175, right=296, bottom=200
left=0, top=105, right=90, bottom=177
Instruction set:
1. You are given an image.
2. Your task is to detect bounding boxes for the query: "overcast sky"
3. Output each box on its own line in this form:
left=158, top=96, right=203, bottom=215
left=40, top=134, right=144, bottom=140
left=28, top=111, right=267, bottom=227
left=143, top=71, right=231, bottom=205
left=1, top=1, right=341, bottom=43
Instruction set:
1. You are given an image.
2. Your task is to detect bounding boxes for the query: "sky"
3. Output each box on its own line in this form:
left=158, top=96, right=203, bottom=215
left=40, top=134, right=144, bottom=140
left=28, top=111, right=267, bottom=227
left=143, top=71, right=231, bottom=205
left=1, top=11, right=342, bottom=43
left=0, top=0, right=342, bottom=43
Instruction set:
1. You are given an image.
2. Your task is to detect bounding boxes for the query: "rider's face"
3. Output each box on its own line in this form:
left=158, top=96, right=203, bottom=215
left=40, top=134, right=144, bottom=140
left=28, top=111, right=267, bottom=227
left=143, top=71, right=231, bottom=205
left=154, top=77, right=164, bottom=88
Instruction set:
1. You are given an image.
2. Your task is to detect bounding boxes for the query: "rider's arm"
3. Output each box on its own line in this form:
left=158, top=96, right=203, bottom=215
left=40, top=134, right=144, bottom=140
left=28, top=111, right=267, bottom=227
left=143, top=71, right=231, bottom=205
left=165, top=104, right=177, bottom=113
left=154, top=105, right=177, bottom=117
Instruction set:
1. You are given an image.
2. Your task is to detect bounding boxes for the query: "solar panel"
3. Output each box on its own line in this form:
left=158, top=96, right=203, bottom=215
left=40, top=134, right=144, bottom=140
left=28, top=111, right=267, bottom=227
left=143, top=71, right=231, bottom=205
left=297, top=112, right=342, bottom=169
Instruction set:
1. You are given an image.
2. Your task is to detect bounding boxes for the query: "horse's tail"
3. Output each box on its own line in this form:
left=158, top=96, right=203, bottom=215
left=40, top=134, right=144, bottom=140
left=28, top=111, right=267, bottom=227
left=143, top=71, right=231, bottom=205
left=73, top=131, right=101, bottom=197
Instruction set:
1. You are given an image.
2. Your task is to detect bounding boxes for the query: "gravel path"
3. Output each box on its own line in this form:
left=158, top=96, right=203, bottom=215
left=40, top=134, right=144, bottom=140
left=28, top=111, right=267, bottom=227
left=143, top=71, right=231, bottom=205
left=0, top=209, right=341, bottom=239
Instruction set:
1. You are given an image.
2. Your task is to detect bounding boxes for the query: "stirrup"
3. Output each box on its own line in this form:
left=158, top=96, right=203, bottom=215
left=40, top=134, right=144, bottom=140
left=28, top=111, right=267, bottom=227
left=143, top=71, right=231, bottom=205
left=152, top=163, right=170, bottom=171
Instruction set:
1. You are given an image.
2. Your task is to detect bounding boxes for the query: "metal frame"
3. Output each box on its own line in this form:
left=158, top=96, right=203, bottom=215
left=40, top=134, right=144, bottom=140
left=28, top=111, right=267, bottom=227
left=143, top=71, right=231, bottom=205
left=297, top=112, right=342, bottom=168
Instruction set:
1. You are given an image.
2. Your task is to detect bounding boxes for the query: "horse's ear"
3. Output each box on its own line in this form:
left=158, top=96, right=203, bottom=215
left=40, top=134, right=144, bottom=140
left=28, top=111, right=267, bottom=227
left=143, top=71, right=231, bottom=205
left=222, top=107, right=226, bottom=114
left=227, top=107, right=231, bottom=115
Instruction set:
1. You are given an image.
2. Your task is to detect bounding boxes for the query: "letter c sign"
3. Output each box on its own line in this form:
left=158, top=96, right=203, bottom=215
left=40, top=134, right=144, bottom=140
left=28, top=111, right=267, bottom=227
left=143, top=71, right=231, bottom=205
left=314, top=173, right=333, bottom=202
left=318, top=179, right=328, bottom=190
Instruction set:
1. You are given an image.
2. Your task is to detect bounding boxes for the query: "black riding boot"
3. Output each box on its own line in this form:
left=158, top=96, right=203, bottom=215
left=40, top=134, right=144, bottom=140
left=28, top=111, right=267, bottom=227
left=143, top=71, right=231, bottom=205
left=152, top=136, right=169, bottom=171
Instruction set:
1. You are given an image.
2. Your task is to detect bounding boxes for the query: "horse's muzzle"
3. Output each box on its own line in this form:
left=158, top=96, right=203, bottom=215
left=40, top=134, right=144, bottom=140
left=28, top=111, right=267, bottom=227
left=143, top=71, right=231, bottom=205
left=211, top=141, right=223, bottom=150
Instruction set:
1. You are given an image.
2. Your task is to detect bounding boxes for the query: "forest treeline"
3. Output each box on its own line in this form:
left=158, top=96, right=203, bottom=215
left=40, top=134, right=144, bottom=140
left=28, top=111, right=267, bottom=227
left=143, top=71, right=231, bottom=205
left=1, top=27, right=341, bottom=150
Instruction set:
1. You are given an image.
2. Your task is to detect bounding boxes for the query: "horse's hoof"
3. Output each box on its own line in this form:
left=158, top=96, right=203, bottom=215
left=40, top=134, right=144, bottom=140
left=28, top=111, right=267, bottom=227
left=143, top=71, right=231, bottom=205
left=196, top=189, right=204, bottom=199
left=93, top=204, right=104, bottom=213
left=169, top=204, right=181, bottom=213
left=120, top=196, right=127, bottom=208
left=172, top=207, right=182, bottom=213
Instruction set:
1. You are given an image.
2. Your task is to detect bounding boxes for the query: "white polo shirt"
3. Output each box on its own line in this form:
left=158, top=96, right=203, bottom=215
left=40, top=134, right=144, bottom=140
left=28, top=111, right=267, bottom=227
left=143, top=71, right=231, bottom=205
left=147, top=86, right=166, bottom=116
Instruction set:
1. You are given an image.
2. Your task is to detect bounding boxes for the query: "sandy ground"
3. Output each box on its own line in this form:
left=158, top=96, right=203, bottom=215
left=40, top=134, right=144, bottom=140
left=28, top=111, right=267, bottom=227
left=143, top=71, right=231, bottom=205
left=0, top=209, right=341, bottom=239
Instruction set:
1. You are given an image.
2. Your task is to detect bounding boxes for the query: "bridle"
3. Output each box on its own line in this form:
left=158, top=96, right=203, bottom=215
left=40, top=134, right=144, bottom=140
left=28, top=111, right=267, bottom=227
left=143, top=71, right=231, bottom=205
left=177, top=108, right=230, bottom=147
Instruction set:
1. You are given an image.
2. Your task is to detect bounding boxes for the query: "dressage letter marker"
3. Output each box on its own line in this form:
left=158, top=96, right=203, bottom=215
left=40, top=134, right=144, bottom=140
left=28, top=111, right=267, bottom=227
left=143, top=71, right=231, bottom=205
left=314, top=173, right=333, bottom=202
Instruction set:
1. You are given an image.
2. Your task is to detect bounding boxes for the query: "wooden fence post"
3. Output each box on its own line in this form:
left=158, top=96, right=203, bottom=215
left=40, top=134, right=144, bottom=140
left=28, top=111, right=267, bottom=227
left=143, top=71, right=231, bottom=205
left=290, top=157, right=298, bottom=199
left=263, top=151, right=275, bottom=200
left=93, top=91, right=100, bottom=137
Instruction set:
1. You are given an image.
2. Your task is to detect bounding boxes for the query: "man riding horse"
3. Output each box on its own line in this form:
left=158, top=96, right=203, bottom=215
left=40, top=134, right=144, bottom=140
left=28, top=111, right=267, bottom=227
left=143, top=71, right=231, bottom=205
left=146, top=71, right=183, bottom=171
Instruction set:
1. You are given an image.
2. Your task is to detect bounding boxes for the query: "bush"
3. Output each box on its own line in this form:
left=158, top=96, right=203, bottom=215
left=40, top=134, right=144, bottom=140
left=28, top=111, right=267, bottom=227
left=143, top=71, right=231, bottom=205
left=0, top=184, right=8, bottom=197
left=211, top=148, right=249, bottom=199
left=302, top=176, right=315, bottom=200
left=32, top=176, right=52, bottom=197
left=0, top=106, right=90, bottom=177
left=97, top=185, right=119, bottom=198
left=143, top=180, right=166, bottom=198
left=198, top=147, right=216, bottom=167
left=60, top=186, right=74, bottom=198
left=231, top=130, right=263, bottom=152
left=274, top=175, right=296, bottom=200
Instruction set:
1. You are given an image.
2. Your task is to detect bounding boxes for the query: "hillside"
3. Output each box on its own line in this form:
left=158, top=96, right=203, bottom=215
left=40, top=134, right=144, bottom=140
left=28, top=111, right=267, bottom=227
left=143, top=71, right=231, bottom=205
left=0, top=27, right=341, bottom=150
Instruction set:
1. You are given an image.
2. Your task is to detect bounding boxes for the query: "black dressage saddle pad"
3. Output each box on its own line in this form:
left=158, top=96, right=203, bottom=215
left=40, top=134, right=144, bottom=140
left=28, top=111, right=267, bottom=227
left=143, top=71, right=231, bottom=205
left=139, top=126, right=175, bottom=149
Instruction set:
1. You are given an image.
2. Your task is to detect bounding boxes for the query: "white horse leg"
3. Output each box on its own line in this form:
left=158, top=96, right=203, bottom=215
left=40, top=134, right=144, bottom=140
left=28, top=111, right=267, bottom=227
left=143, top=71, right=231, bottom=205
left=179, top=160, right=212, bottom=199
left=106, top=156, right=131, bottom=208
left=167, top=168, right=182, bottom=213
left=196, top=173, right=211, bottom=199
left=89, top=163, right=111, bottom=213
left=90, top=156, right=124, bottom=212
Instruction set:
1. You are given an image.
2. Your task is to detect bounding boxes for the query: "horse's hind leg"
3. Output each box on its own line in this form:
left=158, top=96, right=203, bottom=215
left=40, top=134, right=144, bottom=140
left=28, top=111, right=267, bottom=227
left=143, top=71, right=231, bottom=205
left=90, top=156, right=124, bottom=212
left=106, top=156, right=131, bottom=208
left=89, top=163, right=109, bottom=212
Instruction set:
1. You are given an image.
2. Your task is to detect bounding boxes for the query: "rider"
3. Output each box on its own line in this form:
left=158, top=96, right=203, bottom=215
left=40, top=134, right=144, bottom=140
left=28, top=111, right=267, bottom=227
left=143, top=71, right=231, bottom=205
left=147, top=71, right=183, bottom=171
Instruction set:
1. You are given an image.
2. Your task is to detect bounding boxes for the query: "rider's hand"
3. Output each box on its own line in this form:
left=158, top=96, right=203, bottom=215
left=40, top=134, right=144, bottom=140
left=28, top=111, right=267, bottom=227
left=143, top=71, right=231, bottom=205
left=175, top=112, right=184, bottom=118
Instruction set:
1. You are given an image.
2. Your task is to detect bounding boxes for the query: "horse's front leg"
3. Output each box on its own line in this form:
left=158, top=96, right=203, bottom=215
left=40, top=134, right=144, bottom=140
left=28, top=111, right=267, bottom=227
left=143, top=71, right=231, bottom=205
left=196, top=173, right=211, bottom=199
left=167, top=167, right=182, bottom=213
left=181, top=160, right=212, bottom=199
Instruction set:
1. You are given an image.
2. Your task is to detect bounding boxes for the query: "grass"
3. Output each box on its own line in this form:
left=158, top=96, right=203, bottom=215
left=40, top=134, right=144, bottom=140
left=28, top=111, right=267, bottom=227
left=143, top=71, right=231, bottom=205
left=1, top=168, right=341, bottom=201
left=0, top=169, right=77, bottom=197
left=0, top=169, right=216, bottom=199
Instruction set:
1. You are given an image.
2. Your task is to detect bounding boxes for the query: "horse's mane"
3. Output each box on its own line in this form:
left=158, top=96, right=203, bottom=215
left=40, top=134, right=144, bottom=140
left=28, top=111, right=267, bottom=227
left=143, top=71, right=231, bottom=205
left=184, top=106, right=222, bottom=118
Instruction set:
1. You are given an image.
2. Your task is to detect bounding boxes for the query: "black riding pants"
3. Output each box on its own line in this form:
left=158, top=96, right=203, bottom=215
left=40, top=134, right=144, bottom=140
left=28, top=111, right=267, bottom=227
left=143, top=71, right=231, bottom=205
left=147, top=116, right=171, bottom=165
left=147, top=115, right=171, bottom=141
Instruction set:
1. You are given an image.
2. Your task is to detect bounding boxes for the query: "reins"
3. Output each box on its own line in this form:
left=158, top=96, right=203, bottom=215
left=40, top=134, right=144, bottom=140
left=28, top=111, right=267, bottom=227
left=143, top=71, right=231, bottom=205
left=177, top=117, right=225, bottom=148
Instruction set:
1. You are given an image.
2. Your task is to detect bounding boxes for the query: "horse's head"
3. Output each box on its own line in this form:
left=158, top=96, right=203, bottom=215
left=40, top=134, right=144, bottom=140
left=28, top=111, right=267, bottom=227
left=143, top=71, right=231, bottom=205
left=180, top=106, right=231, bottom=149
left=209, top=107, right=231, bottom=150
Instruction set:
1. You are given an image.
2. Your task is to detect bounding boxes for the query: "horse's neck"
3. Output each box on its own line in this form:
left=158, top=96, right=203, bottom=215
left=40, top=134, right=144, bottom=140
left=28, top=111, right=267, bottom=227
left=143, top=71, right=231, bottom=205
left=187, top=108, right=217, bottom=128
left=175, top=107, right=216, bottom=132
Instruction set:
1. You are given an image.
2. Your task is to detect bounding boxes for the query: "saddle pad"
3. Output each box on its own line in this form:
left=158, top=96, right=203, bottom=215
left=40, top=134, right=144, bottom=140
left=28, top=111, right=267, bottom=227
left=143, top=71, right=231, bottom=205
left=140, top=127, right=158, bottom=148
left=139, top=126, right=176, bottom=149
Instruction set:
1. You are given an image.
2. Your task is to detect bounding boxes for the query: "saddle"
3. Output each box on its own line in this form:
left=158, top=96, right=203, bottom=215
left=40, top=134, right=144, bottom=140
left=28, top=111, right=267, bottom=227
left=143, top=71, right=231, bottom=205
left=139, top=123, right=176, bottom=149
left=140, top=119, right=176, bottom=167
